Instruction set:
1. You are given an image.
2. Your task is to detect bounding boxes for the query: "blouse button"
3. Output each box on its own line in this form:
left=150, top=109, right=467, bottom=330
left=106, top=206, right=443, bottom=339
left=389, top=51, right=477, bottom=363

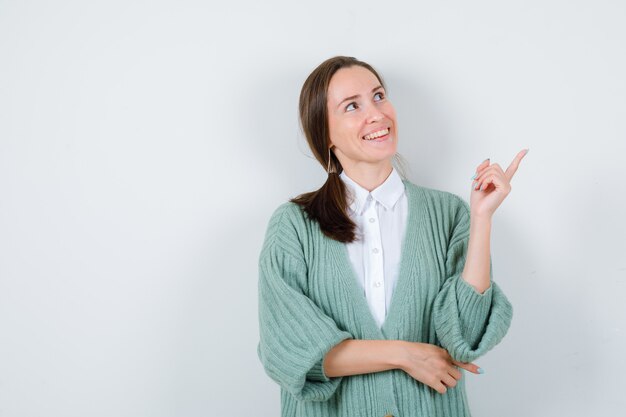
left=369, top=217, right=375, bottom=223
left=372, top=248, right=379, bottom=254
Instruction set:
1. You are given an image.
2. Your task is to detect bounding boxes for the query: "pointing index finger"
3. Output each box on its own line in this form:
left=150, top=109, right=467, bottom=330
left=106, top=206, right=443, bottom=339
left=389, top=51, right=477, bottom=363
left=504, top=148, right=528, bottom=182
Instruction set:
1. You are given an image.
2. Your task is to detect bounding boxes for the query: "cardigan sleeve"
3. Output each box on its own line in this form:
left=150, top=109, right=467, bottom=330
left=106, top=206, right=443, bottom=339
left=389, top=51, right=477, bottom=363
left=256, top=205, right=354, bottom=402
left=432, top=197, right=513, bottom=364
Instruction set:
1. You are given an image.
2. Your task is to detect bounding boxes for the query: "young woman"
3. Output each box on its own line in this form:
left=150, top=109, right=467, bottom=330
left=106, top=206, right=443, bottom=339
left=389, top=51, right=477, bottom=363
left=257, top=56, right=527, bottom=417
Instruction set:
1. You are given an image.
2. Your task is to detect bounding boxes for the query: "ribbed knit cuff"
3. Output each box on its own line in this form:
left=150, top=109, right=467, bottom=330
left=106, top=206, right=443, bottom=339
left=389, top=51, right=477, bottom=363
left=306, top=335, right=353, bottom=383
left=306, top=357, right=329, bottom=382
left=433, top=276, right=513, bottom=363
left=456, top=275, right=493, bottom=345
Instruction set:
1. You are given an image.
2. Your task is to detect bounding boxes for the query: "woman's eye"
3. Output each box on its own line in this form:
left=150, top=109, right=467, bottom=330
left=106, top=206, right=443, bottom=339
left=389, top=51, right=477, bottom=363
left=374, top=92, right=385, bottom=101
left=345, top=102, right=357, bottom=111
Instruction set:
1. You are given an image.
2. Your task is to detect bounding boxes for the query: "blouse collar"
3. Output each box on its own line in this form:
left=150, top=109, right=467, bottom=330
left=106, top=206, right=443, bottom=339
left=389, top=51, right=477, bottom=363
left=339, top=167, right=405, bottom=215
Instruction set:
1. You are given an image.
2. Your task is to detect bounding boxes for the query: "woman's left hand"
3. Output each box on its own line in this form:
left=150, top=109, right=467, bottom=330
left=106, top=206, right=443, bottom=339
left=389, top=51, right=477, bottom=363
left=469, top=149, right=528, bottom=218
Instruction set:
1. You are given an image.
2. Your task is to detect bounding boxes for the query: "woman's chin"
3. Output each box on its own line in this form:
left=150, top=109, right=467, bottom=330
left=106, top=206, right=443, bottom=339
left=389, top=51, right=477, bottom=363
left=363, top=150, right=398, bottom=166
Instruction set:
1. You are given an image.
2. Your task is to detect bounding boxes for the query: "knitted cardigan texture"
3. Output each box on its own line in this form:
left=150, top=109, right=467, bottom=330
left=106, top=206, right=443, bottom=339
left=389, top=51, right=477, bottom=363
left=257, top=180, right=513, bottom=417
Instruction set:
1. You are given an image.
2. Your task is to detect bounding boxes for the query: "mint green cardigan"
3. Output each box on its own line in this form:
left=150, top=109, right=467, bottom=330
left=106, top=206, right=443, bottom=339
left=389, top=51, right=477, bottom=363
left=257, top=180, right=513, bottom=417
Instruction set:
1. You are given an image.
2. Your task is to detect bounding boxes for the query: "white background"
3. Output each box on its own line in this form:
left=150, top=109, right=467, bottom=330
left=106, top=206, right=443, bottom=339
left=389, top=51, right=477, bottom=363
left=1, top=0, right=625, bottom=416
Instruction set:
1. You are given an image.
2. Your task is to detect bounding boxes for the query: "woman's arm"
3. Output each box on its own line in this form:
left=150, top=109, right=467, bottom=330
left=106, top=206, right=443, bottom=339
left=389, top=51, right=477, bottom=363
left=463, top=150, right=527, bottom=294
left=323, top=339, right=482, bottom=394
left=461, top=215, right=492, bottom=294
left=257, top=204, right=355, bottom=402
left=323, top=339, right=404, bottom=377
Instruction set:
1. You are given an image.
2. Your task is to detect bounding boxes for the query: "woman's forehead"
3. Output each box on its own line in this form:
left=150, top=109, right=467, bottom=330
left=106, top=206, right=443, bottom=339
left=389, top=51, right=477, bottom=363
left=327, top=66, right=380, bottom=104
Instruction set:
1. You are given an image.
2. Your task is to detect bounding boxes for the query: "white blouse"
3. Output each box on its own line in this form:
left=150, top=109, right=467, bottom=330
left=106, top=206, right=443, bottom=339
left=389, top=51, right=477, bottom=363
left=339, top=168, right=408, bottom=329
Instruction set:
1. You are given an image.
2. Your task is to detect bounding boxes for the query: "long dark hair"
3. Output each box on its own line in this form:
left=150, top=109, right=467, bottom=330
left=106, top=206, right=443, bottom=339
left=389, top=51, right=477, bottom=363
left=290, top=56, right=388, bottom=243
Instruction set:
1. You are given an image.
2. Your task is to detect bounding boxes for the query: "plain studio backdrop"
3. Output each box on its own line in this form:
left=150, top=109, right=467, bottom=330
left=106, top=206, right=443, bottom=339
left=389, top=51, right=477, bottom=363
left=1, top=0, right=625, bottom=416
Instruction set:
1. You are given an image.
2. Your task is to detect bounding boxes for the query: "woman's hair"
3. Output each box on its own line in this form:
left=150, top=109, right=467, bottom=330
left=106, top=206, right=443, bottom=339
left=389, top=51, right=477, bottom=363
left=290, top=56, right=389, bottom=243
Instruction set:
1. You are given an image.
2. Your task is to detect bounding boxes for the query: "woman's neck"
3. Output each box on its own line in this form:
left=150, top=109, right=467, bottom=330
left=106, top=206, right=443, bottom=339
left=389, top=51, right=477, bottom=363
left=341, top=161, right=394, bottom=192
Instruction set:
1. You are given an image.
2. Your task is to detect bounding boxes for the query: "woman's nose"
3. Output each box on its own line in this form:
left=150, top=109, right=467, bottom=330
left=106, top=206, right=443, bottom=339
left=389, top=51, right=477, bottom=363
left=366, top=106, right=384, bottom=123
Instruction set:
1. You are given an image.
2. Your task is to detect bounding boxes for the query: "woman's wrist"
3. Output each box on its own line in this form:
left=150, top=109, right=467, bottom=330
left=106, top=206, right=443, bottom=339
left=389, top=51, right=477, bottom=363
left=388, top=340, right=411, bottom=371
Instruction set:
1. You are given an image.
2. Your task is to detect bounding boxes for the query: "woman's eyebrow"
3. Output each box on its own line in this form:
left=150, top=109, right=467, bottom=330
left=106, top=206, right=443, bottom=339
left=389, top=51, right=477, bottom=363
left=336, top=85, right=383, bottom=109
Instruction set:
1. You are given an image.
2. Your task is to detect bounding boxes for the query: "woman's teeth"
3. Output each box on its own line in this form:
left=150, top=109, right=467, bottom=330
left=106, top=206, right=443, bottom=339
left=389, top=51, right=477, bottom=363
left=363, top=128, right=389, bottom=140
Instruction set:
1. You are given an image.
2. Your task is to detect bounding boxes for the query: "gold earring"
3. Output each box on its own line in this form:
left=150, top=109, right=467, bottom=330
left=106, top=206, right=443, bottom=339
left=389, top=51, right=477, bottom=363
left=327, top=148, right=332, bottom=174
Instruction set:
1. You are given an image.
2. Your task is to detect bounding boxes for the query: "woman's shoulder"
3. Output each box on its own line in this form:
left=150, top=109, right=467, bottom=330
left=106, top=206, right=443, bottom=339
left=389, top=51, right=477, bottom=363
left=262, top=200, right=311, bottom=241
left=260, top=200, right=314, bottom=262
left=266, top=201, right=309, bottom=229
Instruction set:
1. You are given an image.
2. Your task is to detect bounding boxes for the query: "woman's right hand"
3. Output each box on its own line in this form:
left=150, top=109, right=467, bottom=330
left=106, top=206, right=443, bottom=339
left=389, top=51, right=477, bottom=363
left=397, top=341, right=482, bottom=394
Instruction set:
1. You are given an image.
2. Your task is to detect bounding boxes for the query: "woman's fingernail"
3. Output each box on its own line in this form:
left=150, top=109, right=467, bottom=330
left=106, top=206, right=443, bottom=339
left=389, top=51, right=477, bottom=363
left=477, top=367, right=485, bottom=374
left=483, top=158, right=490, bottom=163
left=471, top=173, right=477, bottom=180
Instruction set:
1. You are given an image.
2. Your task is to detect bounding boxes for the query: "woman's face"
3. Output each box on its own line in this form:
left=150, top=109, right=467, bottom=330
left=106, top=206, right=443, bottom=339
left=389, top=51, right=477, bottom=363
left=326, top=65, right=398, bottom=171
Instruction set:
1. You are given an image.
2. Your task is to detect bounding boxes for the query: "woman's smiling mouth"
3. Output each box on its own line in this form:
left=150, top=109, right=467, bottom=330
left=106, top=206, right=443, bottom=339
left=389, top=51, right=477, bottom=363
left=362, top=127, right=390, bottom=141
